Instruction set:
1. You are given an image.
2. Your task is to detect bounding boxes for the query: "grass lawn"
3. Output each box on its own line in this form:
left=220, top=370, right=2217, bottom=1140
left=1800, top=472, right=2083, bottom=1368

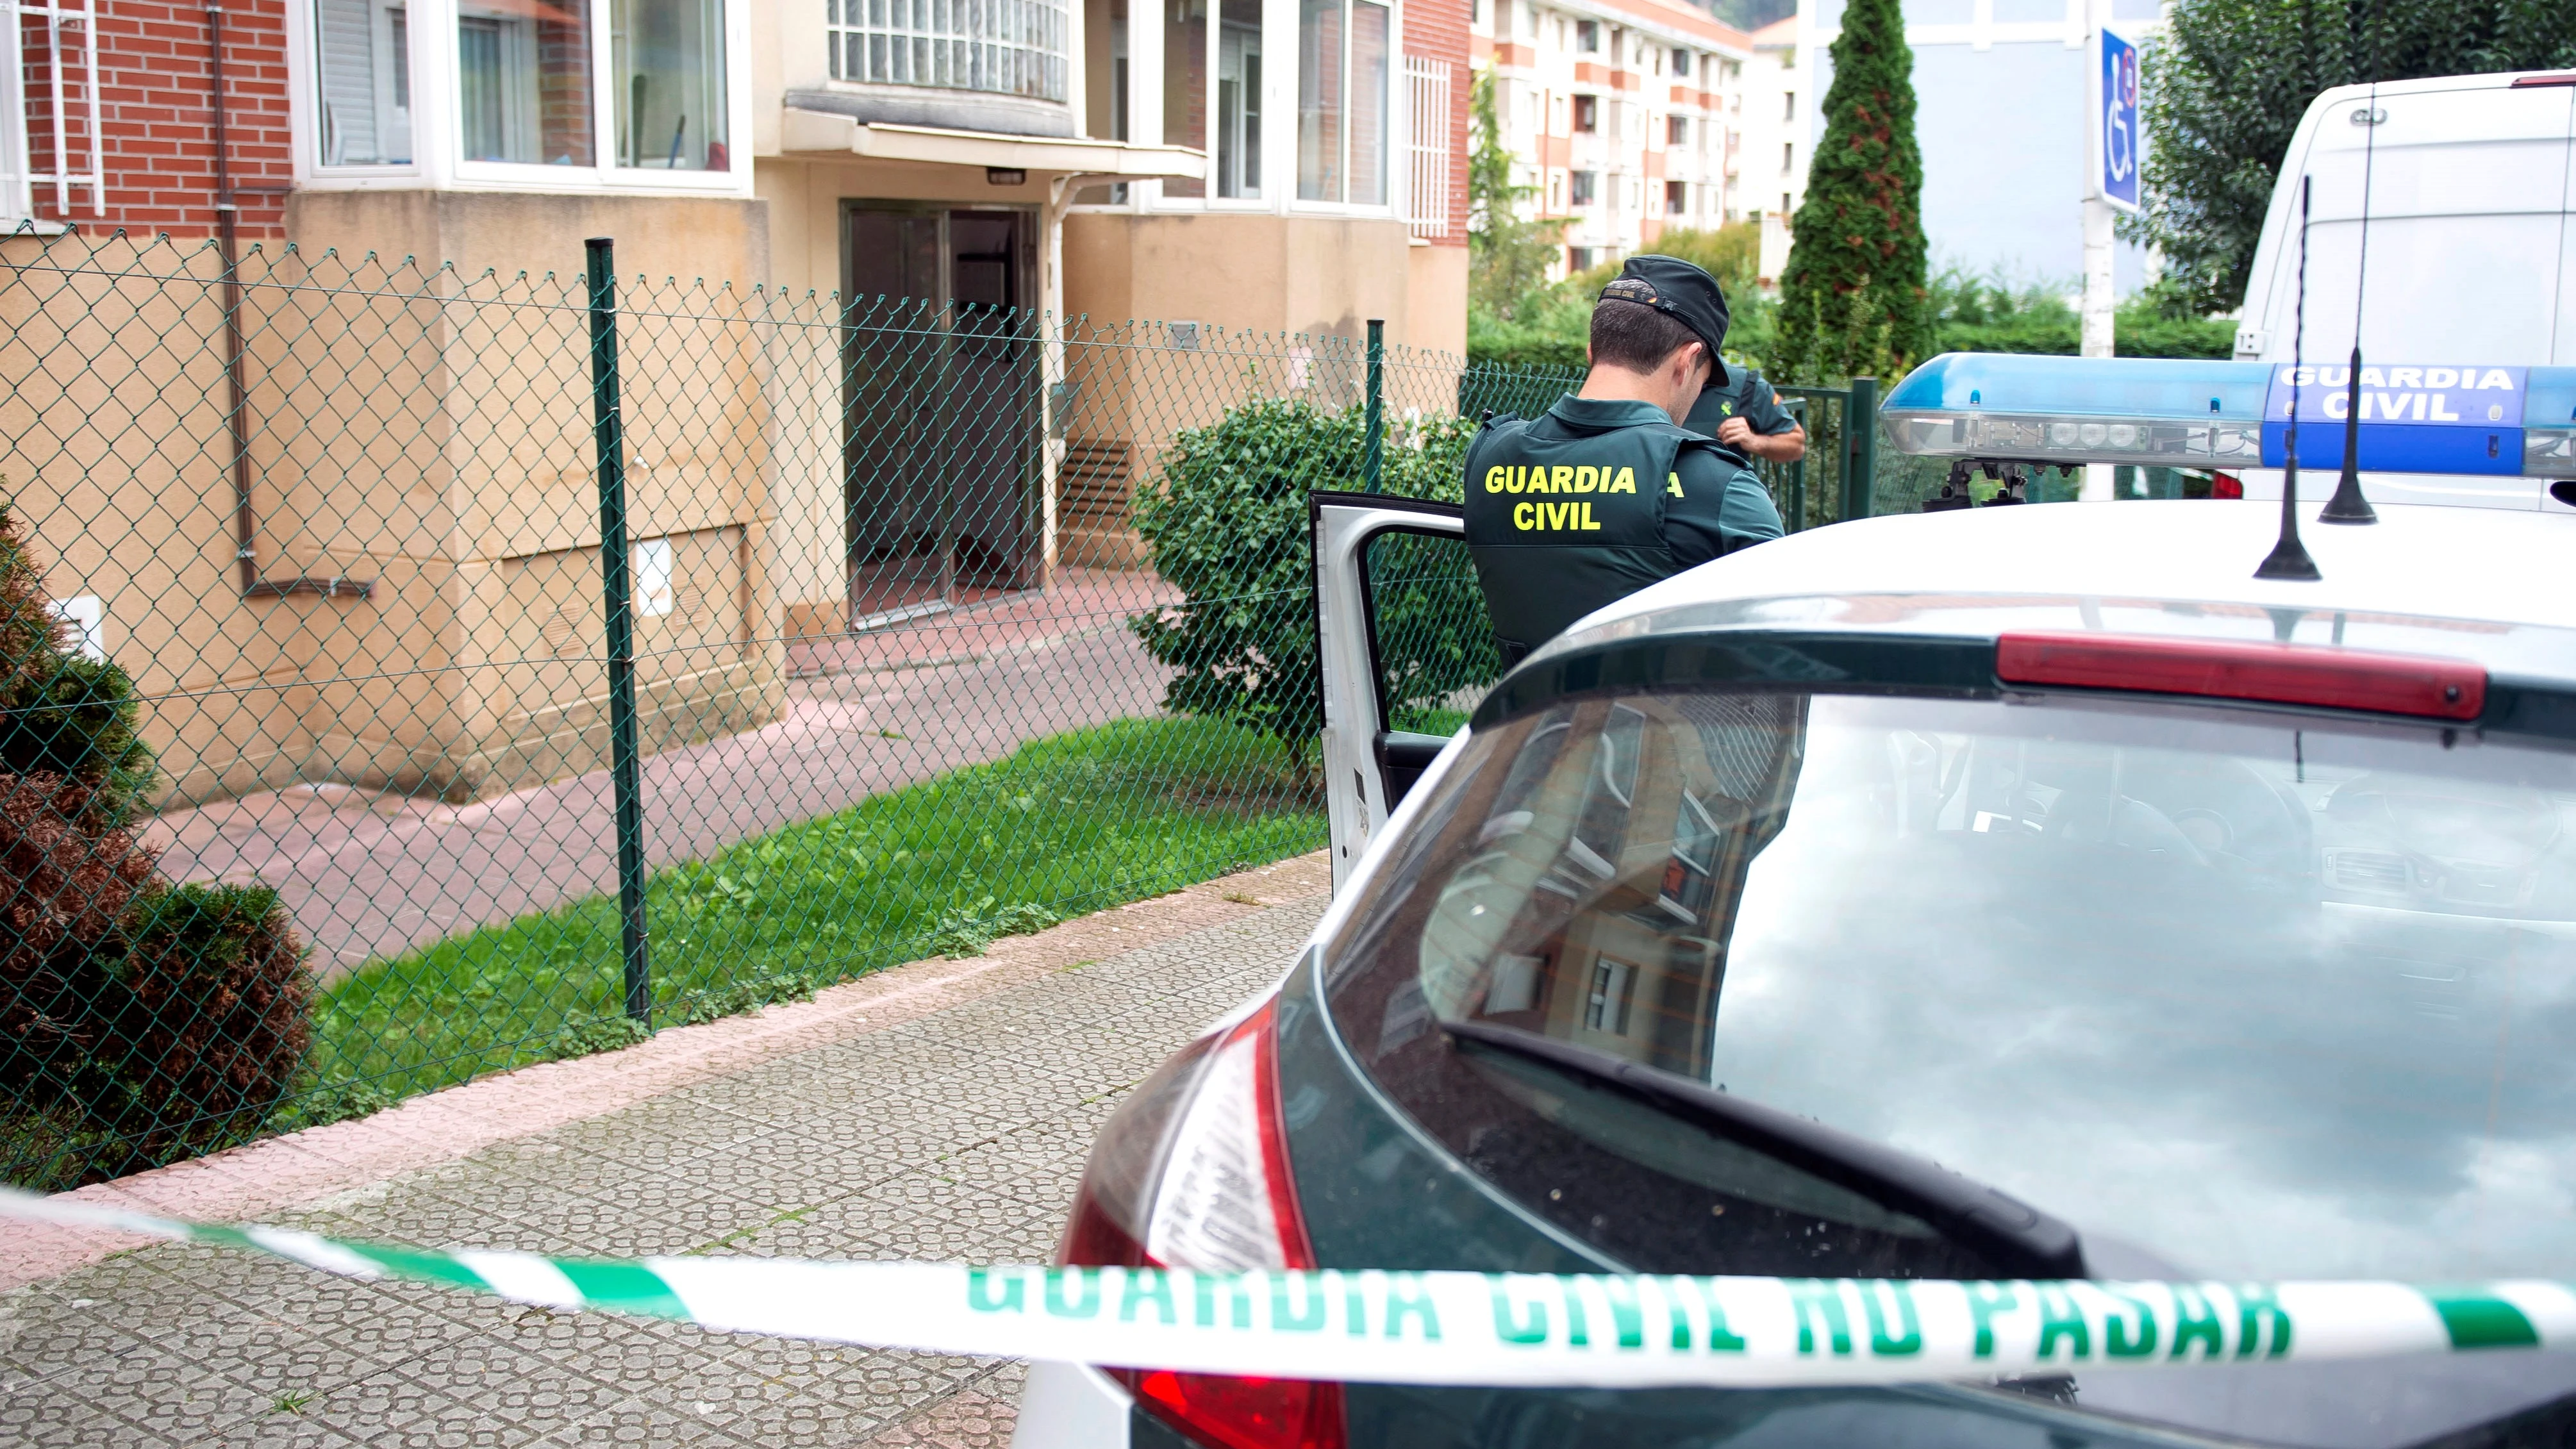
left=307, top=715, right=1323, bottom=1108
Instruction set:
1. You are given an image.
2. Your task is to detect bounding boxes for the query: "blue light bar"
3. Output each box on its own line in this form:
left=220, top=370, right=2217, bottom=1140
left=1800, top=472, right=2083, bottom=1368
left=1880, top=354, right=2576, bottom=477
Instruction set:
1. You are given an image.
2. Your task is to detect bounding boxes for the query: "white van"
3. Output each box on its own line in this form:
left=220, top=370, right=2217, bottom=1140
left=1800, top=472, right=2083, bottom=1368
left=2232, top=69, right=2576, bottom=514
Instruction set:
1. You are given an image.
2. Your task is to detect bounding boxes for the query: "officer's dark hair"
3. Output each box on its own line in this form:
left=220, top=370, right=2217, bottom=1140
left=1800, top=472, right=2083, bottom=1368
left=1588, top=299, right=1708, bottom=377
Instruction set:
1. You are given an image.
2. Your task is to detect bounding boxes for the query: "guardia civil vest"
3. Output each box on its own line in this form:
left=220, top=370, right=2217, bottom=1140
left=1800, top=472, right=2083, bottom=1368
left=1461, top=411, right=1731, bottom=654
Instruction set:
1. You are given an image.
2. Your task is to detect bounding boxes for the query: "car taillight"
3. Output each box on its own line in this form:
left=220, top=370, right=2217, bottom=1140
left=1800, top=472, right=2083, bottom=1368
left=1056, top=1000, right=1345, bottom=1449
left=2212, top=471, right=2244, bottom=499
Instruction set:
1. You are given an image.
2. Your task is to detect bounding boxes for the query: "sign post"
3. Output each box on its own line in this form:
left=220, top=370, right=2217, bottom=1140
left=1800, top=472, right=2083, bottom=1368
left=2079, top=2, right=2141, bottom=499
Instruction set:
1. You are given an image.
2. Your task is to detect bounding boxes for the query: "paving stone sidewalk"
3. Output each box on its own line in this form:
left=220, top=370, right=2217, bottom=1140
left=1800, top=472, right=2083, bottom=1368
left=0, top=856, right=1331, bottom=1449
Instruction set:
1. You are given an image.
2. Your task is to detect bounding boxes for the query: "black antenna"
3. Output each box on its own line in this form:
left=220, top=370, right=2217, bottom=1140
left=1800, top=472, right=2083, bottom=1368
left=2257, top=175, right=2323, bottom=581
left=2321, top=78, right=2379, bottom=524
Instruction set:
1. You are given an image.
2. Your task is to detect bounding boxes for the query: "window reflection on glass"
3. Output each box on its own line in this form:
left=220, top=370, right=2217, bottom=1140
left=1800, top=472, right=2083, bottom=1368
left=1295, top=0, right=1340, bottom=200
left=457, top=0, right=593, bottom=165
left=1347, top=0, right=1385, bottom=204
left=1162, top=0, right=1206, bottom=197
left=315, top=0, right=412, bottom=164
left=1215, top=0, right=1260, bottom=198
left=614, top=0, right=729, bottom=169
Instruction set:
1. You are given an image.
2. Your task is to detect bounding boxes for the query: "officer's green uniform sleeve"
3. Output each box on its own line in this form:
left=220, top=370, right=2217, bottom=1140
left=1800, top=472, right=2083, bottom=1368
left=1661, top=447, right=1783, bottom=568
left=1741, top=375, right=1800, bottom=436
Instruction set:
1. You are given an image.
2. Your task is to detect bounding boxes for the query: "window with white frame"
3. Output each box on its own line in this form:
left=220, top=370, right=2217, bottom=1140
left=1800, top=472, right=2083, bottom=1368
left=1164, top=0, right=1263, bottom=199
left=314, top=0, right=413, bottom=163
left=829, top=0, right=1067, bottom=101
left=305, top=0, right=742, bottom=178
left=1295, top=0, right=1389, bottom=205
left=4, top=0, right=104, bottom=220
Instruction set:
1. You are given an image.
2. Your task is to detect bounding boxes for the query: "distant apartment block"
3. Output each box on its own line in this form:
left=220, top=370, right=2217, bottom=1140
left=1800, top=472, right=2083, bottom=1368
left=1468, top=0, right=1768, bottom=283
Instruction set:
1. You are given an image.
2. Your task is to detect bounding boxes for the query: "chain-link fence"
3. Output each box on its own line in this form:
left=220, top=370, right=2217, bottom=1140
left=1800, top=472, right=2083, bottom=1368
left=0, top=231, right=1906, bottom=1191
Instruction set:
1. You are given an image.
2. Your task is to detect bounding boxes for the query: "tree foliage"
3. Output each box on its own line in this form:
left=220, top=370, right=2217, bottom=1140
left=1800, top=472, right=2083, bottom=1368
left=1129, top=401, right=1495, bottom=751
left=2131, top=0, right=2576, bottom=317
left=1929, top=269, right=2238, bottom=358
left=0, top=495, right=313, bottom=1187
left=1772, top=0, right=1929, bottom=383
left=1468, top=65, right=1564, bottom=322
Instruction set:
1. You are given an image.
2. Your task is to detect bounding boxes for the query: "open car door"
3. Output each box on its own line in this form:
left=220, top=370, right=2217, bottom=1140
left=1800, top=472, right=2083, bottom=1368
left=1309, top=492, right=1500, bottom=890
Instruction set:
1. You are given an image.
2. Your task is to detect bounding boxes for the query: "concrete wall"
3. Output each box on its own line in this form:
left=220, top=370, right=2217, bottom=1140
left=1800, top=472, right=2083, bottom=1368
left=0, top=195, right=786, bottom=809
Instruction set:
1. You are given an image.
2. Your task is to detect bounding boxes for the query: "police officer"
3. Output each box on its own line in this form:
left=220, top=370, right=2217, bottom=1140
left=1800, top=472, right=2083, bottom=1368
left=1463, top=256, right=1782, bottom=665
left=1684, top=360, right=1807, bottom=463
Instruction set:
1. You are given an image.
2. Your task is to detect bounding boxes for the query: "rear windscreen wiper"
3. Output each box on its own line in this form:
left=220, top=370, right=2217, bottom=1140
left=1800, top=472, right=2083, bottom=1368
left=1442, top=1019, right=2088, bottom=1280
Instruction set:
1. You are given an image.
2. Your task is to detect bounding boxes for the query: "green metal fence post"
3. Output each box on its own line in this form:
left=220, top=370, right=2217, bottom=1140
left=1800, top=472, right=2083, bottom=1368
left=1363, top=318, right=1384, bottom=492
left=585, top=237, right=652, bottom=1027
left=1842, top=376, right=1878, bottom=523
left=1782, top=398, right=1807, bottom=533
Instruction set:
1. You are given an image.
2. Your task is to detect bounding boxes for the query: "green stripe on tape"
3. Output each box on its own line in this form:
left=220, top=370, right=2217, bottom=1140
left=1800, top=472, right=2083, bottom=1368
left=2425, top=1290, right=2541, bottom=1349
left=558, top=1260, right=690, bottom=1319
left=342, top=1244, right=497, bottom=1293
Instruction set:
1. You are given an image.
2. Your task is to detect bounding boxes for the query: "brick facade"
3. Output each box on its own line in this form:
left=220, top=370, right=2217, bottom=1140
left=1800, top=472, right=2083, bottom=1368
left=25, top=0, right=292, bottom=238
left=1404, top=0, right=1467, bottom=245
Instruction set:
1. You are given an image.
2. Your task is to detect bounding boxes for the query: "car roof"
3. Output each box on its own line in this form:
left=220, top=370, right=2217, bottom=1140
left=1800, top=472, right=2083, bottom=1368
left=1547, top=500, right=2576, bottom=674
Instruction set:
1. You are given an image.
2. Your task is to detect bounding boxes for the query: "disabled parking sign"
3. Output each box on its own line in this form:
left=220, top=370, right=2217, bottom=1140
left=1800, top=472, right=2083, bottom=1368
left=2097, top=28, right=2140, bottom=213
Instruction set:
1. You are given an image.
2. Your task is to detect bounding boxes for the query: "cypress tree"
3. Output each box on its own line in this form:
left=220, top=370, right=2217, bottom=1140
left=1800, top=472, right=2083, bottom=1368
left=1772, top=0, right=1929, bottom=383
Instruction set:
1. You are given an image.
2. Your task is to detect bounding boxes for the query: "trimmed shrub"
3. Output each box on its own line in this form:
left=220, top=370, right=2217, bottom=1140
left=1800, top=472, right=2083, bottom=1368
left=1129, top=399, right=1495, bottom=751
left=0, top=497, right=314, bottom=1187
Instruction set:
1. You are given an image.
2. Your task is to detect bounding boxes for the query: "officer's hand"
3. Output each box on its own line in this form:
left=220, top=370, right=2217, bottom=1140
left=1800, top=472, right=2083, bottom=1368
left=1716, top=417, right=1757, bottom=449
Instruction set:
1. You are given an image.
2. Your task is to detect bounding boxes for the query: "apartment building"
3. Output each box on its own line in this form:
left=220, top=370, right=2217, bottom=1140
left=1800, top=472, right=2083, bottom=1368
left=1738, top=14, right=1800, bottom=283
left=1468, top=0, right=1752, bottom=281
left=0, top=0, right=1471, bottom=803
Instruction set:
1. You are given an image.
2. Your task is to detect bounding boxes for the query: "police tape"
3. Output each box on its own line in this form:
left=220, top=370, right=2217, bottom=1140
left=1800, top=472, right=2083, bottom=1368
left=6, top=1188, right=2570, bottom=1388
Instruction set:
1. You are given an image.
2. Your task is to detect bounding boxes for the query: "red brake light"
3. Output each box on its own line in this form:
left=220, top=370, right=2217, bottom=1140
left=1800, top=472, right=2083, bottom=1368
left=1056, top=1001, right=1346, bottom=1449
left=2511, top=72, right=2576, bottom=87
left=2211, top=471, right=2244, bottom=499
left=1129, top=1370, right=1345, bottom=1449
left=1997, top=631, right=2487, bottom=720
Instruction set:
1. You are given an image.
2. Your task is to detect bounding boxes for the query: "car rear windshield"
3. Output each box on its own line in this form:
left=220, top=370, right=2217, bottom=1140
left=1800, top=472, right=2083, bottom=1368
left=1322, top=684, right=2576, bottom=1284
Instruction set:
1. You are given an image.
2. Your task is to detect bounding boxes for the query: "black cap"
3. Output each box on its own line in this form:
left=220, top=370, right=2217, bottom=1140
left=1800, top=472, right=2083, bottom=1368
left=1598, top=256, right=1731, bottom=386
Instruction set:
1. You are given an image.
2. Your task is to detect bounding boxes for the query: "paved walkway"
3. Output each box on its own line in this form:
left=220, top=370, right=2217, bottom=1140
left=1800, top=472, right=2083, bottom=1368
left=147, top=570, right=1185, bottom=979
left=1, top=853, right=1331, bottom=1448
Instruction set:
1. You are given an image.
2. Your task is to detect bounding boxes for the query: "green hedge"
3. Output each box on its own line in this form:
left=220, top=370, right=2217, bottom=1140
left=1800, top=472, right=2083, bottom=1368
left=1129, top=399, right=1499, bottom=750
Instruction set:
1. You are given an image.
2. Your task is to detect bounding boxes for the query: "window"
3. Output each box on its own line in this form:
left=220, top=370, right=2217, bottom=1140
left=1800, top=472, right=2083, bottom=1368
left=314, top=0, right=413, bottom=164
left=1296, top=0, right=1388, bottom=204
left=1568, top=169, right=1593, bottom=206
left=1573, top=19, right=1595, bottom=51
left=1566, top=244, right=1595, bottom=269
left=1670, top=46, right=1688, bottom=76
left=457, top=0, right=590, bottom=163
left=828, top=0, right=1068, bottom=102
left=1571, top=94, right=1595, bottom=132
left=1165, top=0, right=1267, bottom=199
left=1664, top=179, right=1683, bottom=214
left=615, top=0, right=727, bottom=169
left=1665, top=113, right=1684, bottom=145
left=1781, top=141, right=1791, bottom=174
left=1782, top=89, right=1794, bottom=120
left=1780, top=189, right=1790, bottom=213
left=1404, top=54, right=1450, bottom=238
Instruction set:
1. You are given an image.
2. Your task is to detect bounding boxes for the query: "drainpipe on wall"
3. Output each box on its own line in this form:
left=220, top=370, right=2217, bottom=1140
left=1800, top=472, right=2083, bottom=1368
left=206, top=2, right=372, bottom=601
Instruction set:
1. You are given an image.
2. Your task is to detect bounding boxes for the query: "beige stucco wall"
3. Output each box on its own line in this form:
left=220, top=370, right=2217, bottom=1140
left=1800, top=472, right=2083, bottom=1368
left=1061, top=211, right=1420, bottom=348
left=0, top=197, right=787, bottom=808
left=1407, top=243, right=1470, bottom=360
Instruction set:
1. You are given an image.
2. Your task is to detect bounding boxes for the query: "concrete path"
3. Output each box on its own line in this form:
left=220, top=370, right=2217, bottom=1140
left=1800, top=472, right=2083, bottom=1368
left=146, top=570, right=1186, bottom=979
left=0, top=853, right=1332, bottom=1448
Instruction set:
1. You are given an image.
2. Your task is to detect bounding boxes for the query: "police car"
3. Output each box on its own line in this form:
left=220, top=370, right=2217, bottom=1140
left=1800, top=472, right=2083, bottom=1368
left=2227, top=69, right=2576, bottom=514
left=1013, top=356, right=2576, bottom=1449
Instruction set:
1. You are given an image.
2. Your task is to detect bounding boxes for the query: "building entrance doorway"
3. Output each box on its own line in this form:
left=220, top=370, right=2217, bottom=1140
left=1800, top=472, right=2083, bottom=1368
left=842, top=204, right=1042, bottom=627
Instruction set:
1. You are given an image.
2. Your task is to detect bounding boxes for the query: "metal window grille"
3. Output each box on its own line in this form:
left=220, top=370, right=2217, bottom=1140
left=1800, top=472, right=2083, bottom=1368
left=1403, top=53, right=1448, bottom=241
left=0, top=0, right=104, bottom=220
left=824, top=0, right=1068, bottom=103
